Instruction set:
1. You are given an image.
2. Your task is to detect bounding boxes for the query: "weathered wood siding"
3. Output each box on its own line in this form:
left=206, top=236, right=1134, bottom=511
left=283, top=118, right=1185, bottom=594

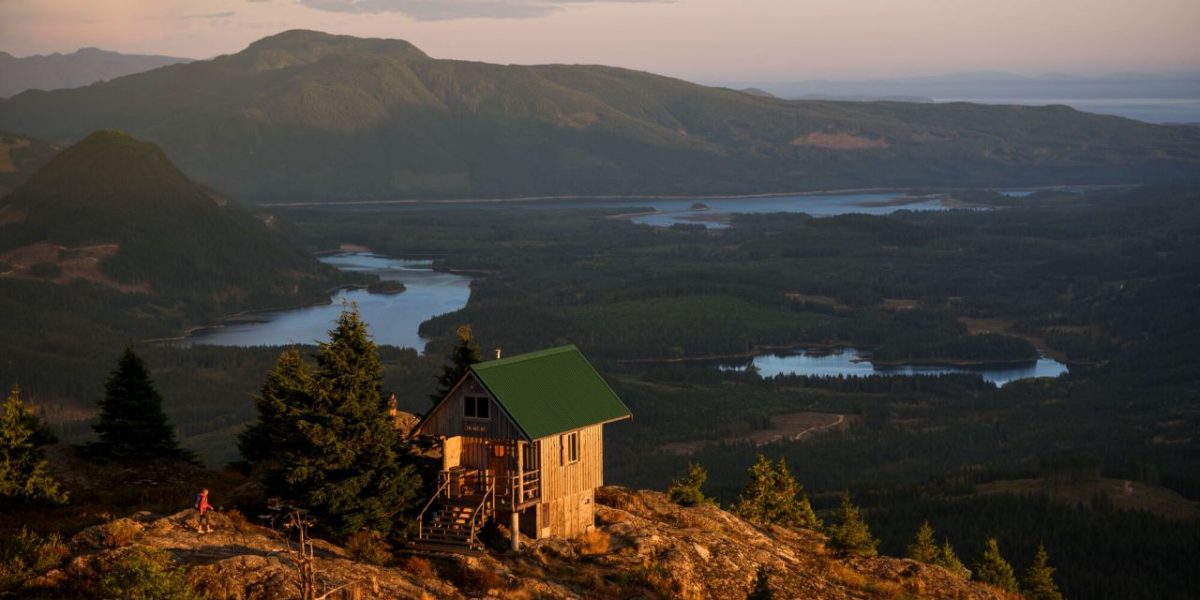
left=538, top=489, right=595, bottom=539
left=416, top=375, right=526, bottom=440
left=536, top=423, right=604, bottom=537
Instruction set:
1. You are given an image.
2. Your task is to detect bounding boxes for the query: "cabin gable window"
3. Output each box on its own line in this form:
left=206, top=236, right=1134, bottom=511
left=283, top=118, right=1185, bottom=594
left=464, top=395, right=490, bottom=420
left=560, top=431, right=580, bottom=465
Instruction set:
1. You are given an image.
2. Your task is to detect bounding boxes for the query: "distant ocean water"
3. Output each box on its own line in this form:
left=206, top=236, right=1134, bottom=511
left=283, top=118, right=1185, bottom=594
left=938, top=97, right=1200, bottom=124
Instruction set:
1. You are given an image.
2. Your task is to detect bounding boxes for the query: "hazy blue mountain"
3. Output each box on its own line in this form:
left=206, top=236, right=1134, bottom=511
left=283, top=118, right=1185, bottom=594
left=716, top=71, right=1200, bottom=123
left=0, top=30, right=1197, bottom=202
left=0, top=47, right=191, bottom=97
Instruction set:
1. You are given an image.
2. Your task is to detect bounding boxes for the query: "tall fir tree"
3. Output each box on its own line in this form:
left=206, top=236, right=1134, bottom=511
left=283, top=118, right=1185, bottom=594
left=242, top=307, right=421, bottom=536
left=733, top=454, right=821, bottom=529
left=935, top=538, right=970, bottom=578
left=1021, top=543, right=1064, bottom=600
left=237, top=349, right=314, bottom=491
left=90, top=347, right=194, bottom=463
left=0, top=385, right=67, bottom=506
left=974, top=537, right=1019, bottom=593
left=825, top=492, right=879, bottom=556
left=905, top=520, right=939, bottom=563
left=667, top=462, right=711, bottom=507
left=429, top=325, right=482, bottom=406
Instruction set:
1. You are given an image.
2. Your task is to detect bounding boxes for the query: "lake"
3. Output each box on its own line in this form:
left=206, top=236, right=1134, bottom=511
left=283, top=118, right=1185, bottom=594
left=183, top=253, right=472, bottom=350
left=287, top=191, right=971, bottom=229
left=721, top=347, right=1068, bottom=387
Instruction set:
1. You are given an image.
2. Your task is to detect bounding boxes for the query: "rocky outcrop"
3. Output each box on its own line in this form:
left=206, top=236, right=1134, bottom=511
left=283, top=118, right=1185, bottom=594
left=32, top=488, right=1009, bottom=599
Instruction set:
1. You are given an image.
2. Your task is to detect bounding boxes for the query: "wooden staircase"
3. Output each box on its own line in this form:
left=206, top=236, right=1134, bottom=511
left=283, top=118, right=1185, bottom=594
left=411, top=475, right=495, bottom=554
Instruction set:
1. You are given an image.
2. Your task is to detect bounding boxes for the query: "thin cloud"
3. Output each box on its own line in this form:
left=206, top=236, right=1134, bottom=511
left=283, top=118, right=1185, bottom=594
left=177, top=11, right=238, bottom=19
left=298, top=0, right=667, bottom=20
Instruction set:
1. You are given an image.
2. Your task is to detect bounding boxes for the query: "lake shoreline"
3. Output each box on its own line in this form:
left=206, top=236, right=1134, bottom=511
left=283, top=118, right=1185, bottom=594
left=259, top=184, right=1131, bottom=209
left=149, top=252, right=466, bottom=347
left=620, top=343, right=1054, bottom=370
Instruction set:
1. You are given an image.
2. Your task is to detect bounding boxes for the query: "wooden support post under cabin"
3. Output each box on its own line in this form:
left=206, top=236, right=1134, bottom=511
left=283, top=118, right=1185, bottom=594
left=511, top=511, right=520, bottom=551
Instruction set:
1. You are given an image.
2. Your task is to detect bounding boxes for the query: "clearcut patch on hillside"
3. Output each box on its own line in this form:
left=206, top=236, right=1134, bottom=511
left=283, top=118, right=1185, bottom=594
left=0, top=241, right=151, bottom=293
left=792, top=132, right=890, bottom=150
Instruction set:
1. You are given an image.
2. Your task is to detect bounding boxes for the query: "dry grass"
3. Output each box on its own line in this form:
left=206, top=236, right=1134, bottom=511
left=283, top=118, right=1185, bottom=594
left=399, top=556, right=436, bottom=580
left=98, top=519, right=143, bottom=548
left=344, top=530, right=392, bottom=566
left=575, top=530, right=610, bottom=555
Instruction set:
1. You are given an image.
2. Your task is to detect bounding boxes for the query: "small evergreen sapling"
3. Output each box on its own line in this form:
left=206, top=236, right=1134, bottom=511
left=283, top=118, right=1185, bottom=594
left=935, top=538, right=970, bottom=578
left=905, top=520, right=938, bottom=563
left=667, top=462, right=712, bottom=507
left=0, top=386, right=67, bottom=506
left=825, top=492, right=879, bottom=556
left=733, top=454, right=820, bottom=529
left=1021, top=543, right=1064, bottom=600
left=974, top=537, right=1018, bottom=593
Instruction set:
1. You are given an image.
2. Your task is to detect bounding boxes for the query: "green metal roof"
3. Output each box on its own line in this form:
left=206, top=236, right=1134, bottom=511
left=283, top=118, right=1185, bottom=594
left=470, top=345, right=631, bottom=440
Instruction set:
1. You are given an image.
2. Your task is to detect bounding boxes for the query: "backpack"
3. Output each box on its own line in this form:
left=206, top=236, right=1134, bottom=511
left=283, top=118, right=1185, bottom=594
left=194, top=492, right=202, bottom=509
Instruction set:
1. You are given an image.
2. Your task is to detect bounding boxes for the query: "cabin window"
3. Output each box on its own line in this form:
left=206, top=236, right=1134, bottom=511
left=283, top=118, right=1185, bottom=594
left=560, top=431, right=580, bottom=465
left=464, top=396, right=490, bottom=419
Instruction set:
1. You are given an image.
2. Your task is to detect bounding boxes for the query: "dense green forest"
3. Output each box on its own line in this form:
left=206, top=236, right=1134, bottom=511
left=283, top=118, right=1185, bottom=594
left=3, top=182, right=1198, bottom=598
left=269, top=185, right=1200, bottom=598
left=2, top=30, right=1198, bottom=202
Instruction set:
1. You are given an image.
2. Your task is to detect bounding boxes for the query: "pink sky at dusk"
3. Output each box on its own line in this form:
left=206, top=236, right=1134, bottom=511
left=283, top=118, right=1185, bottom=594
left=1, top=0, right=1197, bottom=81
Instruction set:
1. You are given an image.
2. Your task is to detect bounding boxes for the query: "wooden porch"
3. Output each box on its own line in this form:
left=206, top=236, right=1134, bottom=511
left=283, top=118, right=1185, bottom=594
left=413, top=438, right=542, bottom=552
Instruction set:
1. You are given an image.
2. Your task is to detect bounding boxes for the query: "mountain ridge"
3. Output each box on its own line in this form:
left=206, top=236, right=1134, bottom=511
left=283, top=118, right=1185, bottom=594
left=1, top=30, right=1198, bottom=202
left=0, top=130, right=339, bottom=301
left=0, top=47, right=191, bottom=97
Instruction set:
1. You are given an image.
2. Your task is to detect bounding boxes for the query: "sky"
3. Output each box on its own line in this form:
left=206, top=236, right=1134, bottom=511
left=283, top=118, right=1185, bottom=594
left=1, top=0, right=1198, bottom=81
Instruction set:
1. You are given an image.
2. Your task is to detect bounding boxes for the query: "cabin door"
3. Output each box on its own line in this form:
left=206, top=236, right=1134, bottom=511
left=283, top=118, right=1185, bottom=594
left=488, top=441, right=516, bottom=494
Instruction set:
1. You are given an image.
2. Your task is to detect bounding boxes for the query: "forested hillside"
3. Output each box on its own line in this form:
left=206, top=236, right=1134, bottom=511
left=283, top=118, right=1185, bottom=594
left=0, top=131, right=354, bottom=409
left=0, top=30, right=1197, bottom=202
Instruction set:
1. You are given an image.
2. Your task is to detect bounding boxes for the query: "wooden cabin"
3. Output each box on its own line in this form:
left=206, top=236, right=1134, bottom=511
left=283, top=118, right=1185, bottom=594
left=412, top=345, right=631, bottom=552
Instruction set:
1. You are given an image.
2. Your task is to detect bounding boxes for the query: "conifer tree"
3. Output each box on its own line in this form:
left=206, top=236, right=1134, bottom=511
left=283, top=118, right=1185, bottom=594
left=0, top=386, right=67, bottom=506
left=237, top=349, right=313, bottom=490
left=826, top=492, right=879, bottom=556
left=905, top=520, right=938, bottom=563
left=667, top=462, right=711, bottom=507
left=935, top=538, right=970, bottom=578
left=430, top=325, right=482, bottom=406
left=974, top=537, right=1019, bottom=593
left=1021, top=543, right=1064, bottom=600
left=244, top=307, right=421, bottom=536
left=89, top=347, right=194, bottom=463
left=733, top=454, right=821, bottom=529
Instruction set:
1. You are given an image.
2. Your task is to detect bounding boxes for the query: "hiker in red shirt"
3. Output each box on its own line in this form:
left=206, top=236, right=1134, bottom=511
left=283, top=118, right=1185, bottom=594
left=196, top=488, right=214, bottom=533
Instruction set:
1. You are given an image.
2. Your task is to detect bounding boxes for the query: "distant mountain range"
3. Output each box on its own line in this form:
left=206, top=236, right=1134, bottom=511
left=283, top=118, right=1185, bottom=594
left=0, top=47, right=191, bottom=98
left=0, top=30, right=1198, bottom=203
left=716, top=70, right=1200, bottom=100
left=715, top=71, right=1200, bottom=123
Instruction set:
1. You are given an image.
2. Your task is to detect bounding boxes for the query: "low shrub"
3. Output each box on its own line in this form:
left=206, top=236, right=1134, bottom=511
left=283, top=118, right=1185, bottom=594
left=344, top=530, right=392, bottom=566
left=400, top=556, right=436, bottom=580
left=90, top=547, right=202, bottom=600
left=99, top=519, right=143, bottom=548
left=0, top=529, right=69, bottom=593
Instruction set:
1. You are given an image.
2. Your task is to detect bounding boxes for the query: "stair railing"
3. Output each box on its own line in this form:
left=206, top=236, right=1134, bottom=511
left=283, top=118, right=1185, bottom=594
left=416, top=477, right=451, bottom=541
left=468, top=475, right=496, bottom=550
